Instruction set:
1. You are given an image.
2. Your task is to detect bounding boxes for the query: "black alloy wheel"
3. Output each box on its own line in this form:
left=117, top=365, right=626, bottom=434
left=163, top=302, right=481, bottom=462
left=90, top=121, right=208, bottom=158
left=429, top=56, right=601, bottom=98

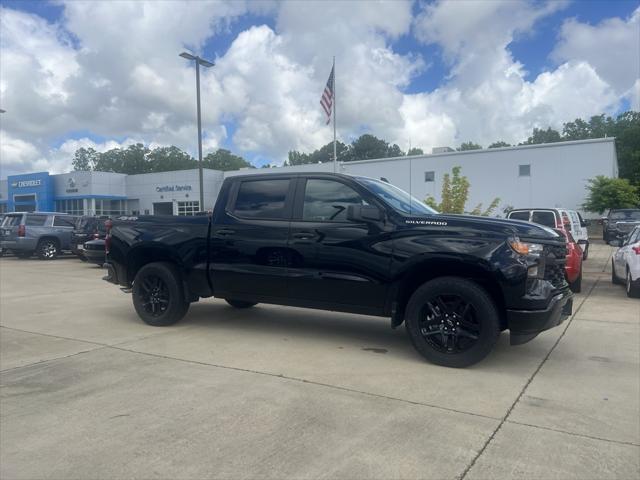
left=37, top=240, right=59, bottom=260
left=132, top=262, right=189, bottom=326
left=138, top=274, right=170, bottom=316
left=418, top=294, right=481, bottom=354
left=405, top=277, right=500, bottom=368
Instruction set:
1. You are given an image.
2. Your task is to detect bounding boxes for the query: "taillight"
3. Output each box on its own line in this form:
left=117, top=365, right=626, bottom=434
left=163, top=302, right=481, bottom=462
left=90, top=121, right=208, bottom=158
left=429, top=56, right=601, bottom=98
left=104, top=219, right=113, bottom=254
left=632, top=246, right=640, bottom=255
left=18, top=225, right=25, bottom=237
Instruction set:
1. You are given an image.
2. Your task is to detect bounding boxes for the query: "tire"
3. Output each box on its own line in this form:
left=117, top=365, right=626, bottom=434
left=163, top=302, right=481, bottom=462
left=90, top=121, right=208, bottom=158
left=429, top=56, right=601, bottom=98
left=404, top=277, right=500, bottom=368
left=612, top=260, right=624, bottom=285
left=132, top=262, right=190, bottom=326
left=570, top=267, right=582, bottom=293
left=37, top=239, right=59, bottom=260
left=626, top=268, right=640, bottom=298
left=225, top=299, right=258, bottom=309
left=582, top=244, right=589, bottom=261
left=603, top=231, right=609, bottom=243
left=14, top=251, right=33, bottom=259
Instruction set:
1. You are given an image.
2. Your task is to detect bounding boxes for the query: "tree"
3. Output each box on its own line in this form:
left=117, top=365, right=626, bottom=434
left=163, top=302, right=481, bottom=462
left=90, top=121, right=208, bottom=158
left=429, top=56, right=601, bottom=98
left=488, top=141, right=510, bottom=149
left=425, top=166, right=500, bottom=215
left=349, top=134, right=395, bottom=161
left=407, top=147, right=424, bottom=155
left=94, top=143, right=150, bottom=174
left=147, top=146, right=195, bottom=172
left=203, top=149, right=253, bottom=171
left=72, top=147, right=100, bottom=171
left=425, top=166, right=469, bottom=213
left=583, top=176, right=639, bottom=214
left=523, top=127, right=562, bottom=145
left=457, top=141, right=482, bottom=151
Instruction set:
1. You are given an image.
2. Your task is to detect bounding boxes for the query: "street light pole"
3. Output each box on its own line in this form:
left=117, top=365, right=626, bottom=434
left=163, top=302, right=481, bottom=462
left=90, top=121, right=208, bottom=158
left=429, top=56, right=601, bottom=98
left=180, top=51, right=214, bottom=212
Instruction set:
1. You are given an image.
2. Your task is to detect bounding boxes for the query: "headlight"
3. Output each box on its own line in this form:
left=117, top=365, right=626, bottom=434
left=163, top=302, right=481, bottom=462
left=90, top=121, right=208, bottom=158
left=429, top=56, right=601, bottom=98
left=509, top=240, right=544, bottom=257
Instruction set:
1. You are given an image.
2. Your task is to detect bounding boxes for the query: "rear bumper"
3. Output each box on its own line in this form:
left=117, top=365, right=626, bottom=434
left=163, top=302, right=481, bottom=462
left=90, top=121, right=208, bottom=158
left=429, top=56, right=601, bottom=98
left=507, top=289, right=573, bottom=345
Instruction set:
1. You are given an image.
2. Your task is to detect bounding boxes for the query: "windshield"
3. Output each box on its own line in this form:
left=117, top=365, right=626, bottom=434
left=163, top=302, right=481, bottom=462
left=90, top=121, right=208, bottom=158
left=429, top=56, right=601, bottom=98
left=355, top=177, right=438, bottom=215
left=611, top=210, right=640, bottom=220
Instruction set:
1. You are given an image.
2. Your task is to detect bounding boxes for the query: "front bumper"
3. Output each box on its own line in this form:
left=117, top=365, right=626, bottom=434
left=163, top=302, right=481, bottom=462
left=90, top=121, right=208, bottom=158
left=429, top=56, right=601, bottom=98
left=507, top=289, right=573, bottom=345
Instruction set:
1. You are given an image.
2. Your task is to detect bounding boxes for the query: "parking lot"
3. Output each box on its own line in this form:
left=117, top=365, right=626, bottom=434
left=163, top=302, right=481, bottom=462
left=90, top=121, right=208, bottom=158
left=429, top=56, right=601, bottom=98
left=0, top=242, right=638, bottom=479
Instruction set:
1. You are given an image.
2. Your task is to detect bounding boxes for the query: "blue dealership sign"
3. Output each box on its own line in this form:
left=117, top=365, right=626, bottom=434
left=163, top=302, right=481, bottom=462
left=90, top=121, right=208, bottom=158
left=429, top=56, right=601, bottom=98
left=7, top=172, right=54, bottom=212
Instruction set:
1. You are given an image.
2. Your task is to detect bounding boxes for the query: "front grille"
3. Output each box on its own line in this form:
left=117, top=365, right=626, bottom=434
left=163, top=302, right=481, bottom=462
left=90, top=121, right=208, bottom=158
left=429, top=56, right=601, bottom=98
left=544, top=244, right=568, bottom=289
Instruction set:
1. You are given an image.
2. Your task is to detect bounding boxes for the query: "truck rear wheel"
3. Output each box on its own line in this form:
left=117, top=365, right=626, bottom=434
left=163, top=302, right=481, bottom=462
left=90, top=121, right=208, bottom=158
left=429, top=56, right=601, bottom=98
left=132, top=262, right=189, bottom=326
left=404, top=277, right=500, bottom=368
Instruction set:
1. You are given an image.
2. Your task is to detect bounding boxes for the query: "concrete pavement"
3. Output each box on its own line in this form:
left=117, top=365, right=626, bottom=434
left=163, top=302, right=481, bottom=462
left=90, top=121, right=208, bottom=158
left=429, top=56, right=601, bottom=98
left=1, top=243, right=638, bottom=479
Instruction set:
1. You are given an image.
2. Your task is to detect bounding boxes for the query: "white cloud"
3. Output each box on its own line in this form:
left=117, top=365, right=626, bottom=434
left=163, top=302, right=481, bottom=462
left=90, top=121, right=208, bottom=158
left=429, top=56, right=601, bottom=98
left=0, top=0, right=636, bottom=176
left=552, top=7, right=640, bottom=102
left=400, top=0, right=619, bottom=150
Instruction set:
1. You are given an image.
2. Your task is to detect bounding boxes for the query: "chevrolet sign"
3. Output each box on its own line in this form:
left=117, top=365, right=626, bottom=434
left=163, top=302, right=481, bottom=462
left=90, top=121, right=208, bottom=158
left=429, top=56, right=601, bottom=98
left=11, top=179, right=42, bottom=188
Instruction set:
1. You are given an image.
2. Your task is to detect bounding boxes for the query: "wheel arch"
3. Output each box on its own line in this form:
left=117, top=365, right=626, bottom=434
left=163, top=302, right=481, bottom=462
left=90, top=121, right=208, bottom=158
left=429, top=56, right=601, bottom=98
left=391, top=259, right=506, bottom=329
left=37, top=236, right=61, bottom=248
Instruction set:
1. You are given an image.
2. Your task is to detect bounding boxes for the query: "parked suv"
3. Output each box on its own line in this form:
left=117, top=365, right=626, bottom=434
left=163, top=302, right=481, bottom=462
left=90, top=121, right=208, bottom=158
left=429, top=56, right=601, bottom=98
left=0, top=212, right=78, bottom=260
left=71, top=215, right=109, bottom=260
left=603, top=209, right=640, bottom=242
left=507, top=208, right=590, bottom=259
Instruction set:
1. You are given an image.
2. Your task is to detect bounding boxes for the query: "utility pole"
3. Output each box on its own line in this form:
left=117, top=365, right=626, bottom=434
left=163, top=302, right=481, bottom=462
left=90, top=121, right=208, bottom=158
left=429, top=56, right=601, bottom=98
left=180, top=51, right=214, bottom=211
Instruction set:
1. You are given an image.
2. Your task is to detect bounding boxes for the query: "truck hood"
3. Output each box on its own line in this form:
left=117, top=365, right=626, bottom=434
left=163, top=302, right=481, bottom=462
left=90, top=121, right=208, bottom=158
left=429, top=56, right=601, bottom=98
left=402, top=213, right=561, bottom=241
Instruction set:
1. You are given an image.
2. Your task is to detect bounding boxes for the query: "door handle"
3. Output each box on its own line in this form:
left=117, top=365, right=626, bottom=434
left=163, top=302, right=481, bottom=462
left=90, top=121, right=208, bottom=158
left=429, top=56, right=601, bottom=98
left=217, top=229, right=236, bottom=236
left=292, top=232, right=316, bottom=240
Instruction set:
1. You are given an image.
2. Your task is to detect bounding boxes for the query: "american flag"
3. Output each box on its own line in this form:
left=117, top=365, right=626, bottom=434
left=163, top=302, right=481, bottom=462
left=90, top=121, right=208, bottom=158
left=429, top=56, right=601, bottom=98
left=320, top=65, right=334, bottom=125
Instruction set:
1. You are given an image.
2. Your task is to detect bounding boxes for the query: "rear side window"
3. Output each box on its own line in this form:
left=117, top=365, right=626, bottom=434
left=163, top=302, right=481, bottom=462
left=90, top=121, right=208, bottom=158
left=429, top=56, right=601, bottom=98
left=508, top=211, right=530, bottom=221
left=233, top=179, right=290, bottom=219
left=25, top=215, right=47, bottom=226
left=3, top=215, right=22, bottom=227
left=531, top=211, right=556, bottom=228
left=53, top=216, right=75, bottom=227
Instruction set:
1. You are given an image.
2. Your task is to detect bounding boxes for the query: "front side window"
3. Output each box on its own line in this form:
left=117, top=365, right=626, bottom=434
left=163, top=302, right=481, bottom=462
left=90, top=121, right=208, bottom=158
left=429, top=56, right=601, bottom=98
left=53, top=216, right=75, bottom=227
left=302, top=179, right=366, bottom=222
left=233, top=179, right=290, bottom=219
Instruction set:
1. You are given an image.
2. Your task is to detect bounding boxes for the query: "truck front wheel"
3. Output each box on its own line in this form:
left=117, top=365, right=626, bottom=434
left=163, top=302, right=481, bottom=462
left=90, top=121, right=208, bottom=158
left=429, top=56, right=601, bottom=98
left=404, top=277, right=500, bottom=368
left=132, top=262, right=189, bottom=326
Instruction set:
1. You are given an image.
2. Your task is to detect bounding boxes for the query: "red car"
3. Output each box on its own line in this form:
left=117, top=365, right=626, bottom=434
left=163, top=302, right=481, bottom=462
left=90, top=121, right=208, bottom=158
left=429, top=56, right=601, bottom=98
left=557, top=229, right=583, bottom=293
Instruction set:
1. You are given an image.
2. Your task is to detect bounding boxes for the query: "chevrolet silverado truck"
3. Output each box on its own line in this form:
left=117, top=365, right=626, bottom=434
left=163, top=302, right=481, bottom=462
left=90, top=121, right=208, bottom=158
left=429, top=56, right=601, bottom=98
left=104, top=173, right=573, bottom=367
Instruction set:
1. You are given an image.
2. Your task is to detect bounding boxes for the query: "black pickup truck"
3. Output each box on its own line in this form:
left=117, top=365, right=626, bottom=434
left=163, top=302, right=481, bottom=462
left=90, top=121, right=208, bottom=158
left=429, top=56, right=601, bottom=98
left=104, top=172, right=573, bottom=367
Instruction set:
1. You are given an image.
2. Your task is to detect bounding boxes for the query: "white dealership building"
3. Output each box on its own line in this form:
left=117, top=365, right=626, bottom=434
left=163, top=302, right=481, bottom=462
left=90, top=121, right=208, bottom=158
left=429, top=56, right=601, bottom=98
left=0, top=137, right=618, bottom=218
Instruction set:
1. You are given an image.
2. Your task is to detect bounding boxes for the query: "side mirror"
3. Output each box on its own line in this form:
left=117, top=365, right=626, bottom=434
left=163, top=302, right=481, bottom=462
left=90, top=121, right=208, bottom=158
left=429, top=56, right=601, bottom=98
left=608, top=238, right=622, bottom=247
left=347, top=204, right=383, bottom=223
left=581, top=220, right=591, bottom=227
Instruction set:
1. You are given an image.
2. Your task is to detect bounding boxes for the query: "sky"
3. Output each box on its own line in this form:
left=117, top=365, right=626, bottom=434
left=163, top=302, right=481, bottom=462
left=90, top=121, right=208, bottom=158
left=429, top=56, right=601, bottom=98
left=0, top=0, right=639, bottom=178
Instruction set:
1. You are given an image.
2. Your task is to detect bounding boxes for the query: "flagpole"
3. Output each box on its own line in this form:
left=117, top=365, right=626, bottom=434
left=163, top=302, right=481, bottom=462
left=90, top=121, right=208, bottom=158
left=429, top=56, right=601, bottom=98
left=332, top=56, right=337, bottom=173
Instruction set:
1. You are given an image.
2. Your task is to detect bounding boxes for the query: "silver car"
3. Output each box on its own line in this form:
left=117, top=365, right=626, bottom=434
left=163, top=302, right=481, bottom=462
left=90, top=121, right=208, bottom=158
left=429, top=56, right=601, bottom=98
left=0, top=212, right=78, bottom=260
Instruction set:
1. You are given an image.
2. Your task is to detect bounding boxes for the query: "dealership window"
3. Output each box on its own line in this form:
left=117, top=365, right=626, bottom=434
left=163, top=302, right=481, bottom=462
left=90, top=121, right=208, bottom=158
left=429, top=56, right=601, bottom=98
left=177, top=201, right=200, bottom=216
left=0, top=204, right=7, bottom=214
left=95, top=199, right=126, bottom=216
left=14, top=194, right=36, bottom=203
left=424, top=171, right=435, bottom=182
left=56, top=199, right=84, bottom=215
left=519, top=164, right=531, bottom=177
left=233, top=179, right=290, bottom=219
